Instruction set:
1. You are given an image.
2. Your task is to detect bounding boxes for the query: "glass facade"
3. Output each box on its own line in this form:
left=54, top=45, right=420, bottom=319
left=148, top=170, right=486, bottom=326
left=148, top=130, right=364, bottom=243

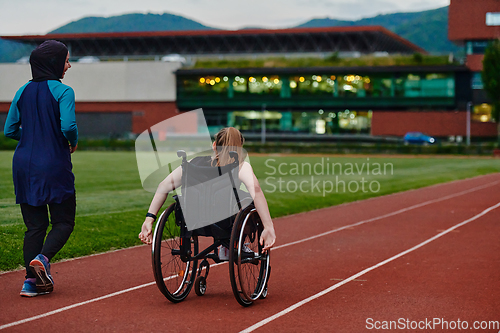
left=178, top=70, right=457, bottom=135
left=204, top=109, right=373, bottom=135
left=180, top=72, right=455, bottom=99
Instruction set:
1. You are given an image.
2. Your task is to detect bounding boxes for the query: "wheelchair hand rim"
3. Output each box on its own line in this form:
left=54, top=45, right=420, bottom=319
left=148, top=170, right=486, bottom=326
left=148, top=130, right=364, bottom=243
left=237, top=208, right=270, bottom=301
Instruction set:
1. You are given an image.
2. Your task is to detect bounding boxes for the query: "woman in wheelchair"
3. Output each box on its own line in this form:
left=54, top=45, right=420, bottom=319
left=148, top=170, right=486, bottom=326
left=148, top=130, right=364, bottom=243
left=139, top=127, right=275, bottom=306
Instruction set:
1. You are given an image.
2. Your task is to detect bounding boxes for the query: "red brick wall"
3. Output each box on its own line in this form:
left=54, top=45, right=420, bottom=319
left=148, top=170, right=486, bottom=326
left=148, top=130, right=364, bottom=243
left=1, top=101, right=180, bottom=134
left=449, top=0, right=500, bottom=41
left=371, top=111, right=497, bottom=137
left=75, top=102, right=179, bottom=134
left=471, top=121, right=498, bottom=137
left=466, top=54, right=485, bottom=71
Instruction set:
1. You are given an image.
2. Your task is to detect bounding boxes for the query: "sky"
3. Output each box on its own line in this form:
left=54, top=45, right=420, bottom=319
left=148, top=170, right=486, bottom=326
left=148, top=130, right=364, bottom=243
left=0, top=0, right=450, bottom=36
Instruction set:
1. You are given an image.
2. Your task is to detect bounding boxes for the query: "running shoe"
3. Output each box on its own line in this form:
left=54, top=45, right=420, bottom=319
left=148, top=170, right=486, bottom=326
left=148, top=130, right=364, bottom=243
left=241, top=244, right=258, bottom=260
left=218, top=244, right=256, bottom=261
left=20, top=280, right=38, bottom=297
left=29, top=254, right=54, bottom=293
left=218, top=245, right=230, bottom=261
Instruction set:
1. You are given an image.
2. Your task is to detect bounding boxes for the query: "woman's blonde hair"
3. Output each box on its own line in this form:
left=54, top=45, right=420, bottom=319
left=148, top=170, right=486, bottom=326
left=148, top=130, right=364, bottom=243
left=212, top=127, right=246, bottom=167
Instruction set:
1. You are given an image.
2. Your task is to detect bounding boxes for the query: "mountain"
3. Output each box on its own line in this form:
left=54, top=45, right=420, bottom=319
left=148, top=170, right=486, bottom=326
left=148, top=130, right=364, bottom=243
left=0, top=39, right=33, bottom=63
left=49, top=12, right=215, bottom=34
left=0, top=12, right=214, bottom=62
left=0, top=7, right=459, bottom=62
left=296, top=6, right=459, bottom=54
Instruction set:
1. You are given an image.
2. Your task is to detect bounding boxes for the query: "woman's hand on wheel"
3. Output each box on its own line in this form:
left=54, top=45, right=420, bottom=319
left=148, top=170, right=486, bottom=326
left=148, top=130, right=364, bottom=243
left=260, top=227, right=276, bottom=252
left=139, top=220, right=154, bottom=245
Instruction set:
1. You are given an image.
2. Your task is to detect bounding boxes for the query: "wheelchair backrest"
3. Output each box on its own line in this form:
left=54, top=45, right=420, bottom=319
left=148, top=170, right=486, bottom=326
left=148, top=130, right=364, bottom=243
left=178, top=150, right=246, bottom=231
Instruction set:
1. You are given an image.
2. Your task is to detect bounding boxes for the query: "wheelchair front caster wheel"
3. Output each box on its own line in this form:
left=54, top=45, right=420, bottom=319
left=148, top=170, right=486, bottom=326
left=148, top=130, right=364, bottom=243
left=195, top=276, right=206, bottom=296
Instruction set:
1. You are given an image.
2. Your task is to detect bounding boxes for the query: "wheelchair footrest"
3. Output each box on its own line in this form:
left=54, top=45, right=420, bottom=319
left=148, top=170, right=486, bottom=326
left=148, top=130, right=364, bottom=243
left=206, top=253, right=224, bottom=264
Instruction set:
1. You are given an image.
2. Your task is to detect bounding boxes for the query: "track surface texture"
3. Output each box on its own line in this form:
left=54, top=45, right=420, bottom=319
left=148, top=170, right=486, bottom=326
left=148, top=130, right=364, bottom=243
left=1, top=173, right=499, bottom=332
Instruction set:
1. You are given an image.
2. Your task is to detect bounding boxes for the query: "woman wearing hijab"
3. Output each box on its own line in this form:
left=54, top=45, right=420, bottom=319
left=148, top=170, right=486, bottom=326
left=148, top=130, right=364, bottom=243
left=4, top=40, right=78, bottom=297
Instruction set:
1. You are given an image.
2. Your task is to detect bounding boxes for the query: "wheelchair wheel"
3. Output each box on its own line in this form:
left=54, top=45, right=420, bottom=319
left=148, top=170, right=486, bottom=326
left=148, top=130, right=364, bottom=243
left=152, top=202, right=198, bottom=303
left=259, top=286, right=268, bottom=299
left=259, top=266, right=271, bottom=299
left=229, top=204, right=270, bottom=307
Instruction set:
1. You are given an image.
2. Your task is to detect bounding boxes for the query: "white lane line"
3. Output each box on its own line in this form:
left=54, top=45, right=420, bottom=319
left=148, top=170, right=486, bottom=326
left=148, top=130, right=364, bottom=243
left=0, top=265, right=225, bottom=330
left=1, top=181, right=498, bottom=330
left=0, top=265, right=229, bottom=331
left=274, top=180, right=498, bottom=250
left=240, top=202, right=500, bottom=333
left=0, top=282, right=155, bottom=330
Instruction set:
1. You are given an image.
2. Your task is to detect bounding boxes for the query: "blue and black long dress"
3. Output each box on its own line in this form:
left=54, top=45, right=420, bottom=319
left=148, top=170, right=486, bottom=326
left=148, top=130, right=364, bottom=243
left=4, top=80, right=78, bottom=206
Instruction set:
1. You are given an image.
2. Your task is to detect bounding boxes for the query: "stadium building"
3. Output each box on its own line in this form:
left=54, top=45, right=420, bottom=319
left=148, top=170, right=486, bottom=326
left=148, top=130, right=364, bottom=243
left=449, top=0, right=500, bottom=124
left=0, top=22, right=497, bottom=140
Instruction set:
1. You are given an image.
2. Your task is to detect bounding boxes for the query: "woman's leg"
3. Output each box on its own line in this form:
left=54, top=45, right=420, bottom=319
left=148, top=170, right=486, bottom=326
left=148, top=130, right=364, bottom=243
left=42, top=193, right=76, bottom=261
left=20, top=204, right=50, bottom=279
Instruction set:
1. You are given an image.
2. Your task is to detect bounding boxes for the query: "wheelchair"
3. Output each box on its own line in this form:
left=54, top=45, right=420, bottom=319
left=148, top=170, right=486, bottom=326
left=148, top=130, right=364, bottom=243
left=151, top=150, right=270, bottom=306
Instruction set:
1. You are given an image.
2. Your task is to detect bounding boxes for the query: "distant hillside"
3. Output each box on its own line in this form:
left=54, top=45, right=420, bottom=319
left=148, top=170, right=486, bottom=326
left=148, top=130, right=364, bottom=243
left=0, top=7, right=460, bottom=62
left=49, top=12, right=215, bottom=34
left=296, top=6, right=459, bottom=54
left=0, top=39, right=32, bottom=63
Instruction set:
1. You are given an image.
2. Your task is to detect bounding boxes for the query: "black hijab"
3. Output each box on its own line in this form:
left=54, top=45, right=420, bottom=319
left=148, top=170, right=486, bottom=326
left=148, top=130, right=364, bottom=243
left=30, top=40, right=68, bottom=82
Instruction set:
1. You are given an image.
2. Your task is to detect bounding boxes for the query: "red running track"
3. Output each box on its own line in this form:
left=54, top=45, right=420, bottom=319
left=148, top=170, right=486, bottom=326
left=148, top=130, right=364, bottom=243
left=1, top=174, right=499, bottom=332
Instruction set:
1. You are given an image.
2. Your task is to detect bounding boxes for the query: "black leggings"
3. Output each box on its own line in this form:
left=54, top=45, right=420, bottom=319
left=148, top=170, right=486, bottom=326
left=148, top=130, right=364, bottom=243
left=20, top=193, right=76, bottom=279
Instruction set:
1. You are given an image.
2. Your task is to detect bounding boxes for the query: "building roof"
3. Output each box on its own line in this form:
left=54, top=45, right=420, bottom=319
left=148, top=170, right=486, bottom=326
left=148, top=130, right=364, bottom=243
left=2, top=26, right=425, bottom=58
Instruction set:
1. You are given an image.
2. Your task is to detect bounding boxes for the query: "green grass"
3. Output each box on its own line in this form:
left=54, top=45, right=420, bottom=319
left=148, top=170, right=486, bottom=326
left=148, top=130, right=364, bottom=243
left=0, top=151, right=499, bottom=272
left=192, top=54, right=454, bottom=69
left=256, top=156, right=500, bottom=216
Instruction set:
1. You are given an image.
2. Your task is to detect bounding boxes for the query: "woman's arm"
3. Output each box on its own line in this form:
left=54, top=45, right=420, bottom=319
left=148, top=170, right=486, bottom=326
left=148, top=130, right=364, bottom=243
left=238, top=162, right=276, bottom=251
left=48, top=81, right=78, bottom=149
left=4, top=83, right=29, bottom=141
left=139, top=166, right=182, bottom=244
left=58, top=86, right=78, bottom=148
left=4, top=102, right=21, bottom=141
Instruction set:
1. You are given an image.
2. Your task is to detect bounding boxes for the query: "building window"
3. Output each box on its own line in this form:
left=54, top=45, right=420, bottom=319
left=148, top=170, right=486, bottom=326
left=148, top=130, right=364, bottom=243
left=402, top=73, right=454, bottom=97
left=248, top=76, right=282, bottom=95
left=180, top=76, right=229, bottom=96
left=178, top=72, right=455, bottom=99
left=486, top=12, right=500, bottom=26
left=465, top=40, right=491, bottom=54
left=466, top=41, right=473, bottom=55
left=204, top=111, right=228, bottom=135
left=229, top=111, right=283, bottom=132
left=226, top=110, right=371, bottom=134
left=290, top=75, right=335, bottom=95
left=473, top=103, right=493, bottom=122
left=337, top=75, right=372, bottom=97
left=471, top=72, right=483, bottom=90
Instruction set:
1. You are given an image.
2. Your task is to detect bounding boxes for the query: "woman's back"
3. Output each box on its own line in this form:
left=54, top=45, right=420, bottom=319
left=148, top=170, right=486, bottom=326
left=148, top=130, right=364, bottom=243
left=11, top=80, right=75, bottom=206
left=5, top=40, right=77, bottom=206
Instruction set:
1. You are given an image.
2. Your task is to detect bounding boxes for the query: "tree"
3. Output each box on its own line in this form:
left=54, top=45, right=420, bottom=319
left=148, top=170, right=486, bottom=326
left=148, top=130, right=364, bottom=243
left=481, top=39, right=500, bottom=145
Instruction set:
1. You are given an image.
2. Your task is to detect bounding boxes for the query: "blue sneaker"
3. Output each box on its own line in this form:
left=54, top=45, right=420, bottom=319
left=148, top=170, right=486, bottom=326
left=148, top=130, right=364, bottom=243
left=20, top=280, right=38, bottom=297
left=29, top=254, right=54, bottom=293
